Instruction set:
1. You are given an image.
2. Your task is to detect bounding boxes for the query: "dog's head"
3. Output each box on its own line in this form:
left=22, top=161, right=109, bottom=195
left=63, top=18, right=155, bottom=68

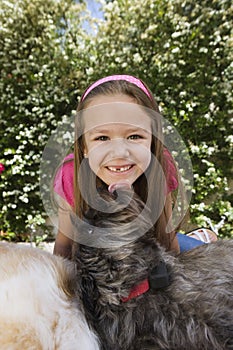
left=72, top=186, right=154, bottom=250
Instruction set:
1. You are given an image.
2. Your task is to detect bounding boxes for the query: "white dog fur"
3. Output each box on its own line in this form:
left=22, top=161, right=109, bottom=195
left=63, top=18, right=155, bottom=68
left=0, top=242, right=99, bottom=350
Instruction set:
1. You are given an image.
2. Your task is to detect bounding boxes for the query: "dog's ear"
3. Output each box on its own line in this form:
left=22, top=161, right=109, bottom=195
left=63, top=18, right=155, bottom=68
left=80, top=275, right=100, bottom=314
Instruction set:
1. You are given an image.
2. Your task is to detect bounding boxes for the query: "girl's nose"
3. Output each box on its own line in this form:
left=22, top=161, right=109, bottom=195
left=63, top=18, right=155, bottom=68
left=109, top=138, right=130, bottom=158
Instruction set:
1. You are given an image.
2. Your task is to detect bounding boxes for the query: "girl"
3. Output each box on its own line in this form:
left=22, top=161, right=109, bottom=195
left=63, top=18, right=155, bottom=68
left=53, top=75, right=217, bottom=258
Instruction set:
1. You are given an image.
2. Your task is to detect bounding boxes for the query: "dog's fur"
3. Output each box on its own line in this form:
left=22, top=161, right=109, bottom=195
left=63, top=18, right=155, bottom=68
left=73, top=189, right=233, bottom=350
left=0, top=242, right=99, bottom=350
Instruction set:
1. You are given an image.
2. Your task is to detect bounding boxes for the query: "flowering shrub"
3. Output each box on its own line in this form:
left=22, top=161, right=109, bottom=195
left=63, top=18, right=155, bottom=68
left=0, top=0, right=91, bottom=239
left=0, top=0, right=232, bottom=238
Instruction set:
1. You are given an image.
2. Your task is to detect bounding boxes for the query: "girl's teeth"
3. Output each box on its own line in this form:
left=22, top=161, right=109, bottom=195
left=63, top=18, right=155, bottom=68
left=108, top=165, right=131, bottom=172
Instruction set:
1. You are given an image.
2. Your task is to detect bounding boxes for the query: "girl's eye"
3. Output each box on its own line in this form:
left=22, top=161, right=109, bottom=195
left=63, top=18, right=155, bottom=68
left=95, top=135, right=109, bottom=141
left=128, top=134, right=142, bottom=140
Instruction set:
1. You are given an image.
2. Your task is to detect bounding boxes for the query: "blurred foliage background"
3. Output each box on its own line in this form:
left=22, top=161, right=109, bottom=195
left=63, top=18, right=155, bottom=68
left=0, top=0, right=232, bottom=241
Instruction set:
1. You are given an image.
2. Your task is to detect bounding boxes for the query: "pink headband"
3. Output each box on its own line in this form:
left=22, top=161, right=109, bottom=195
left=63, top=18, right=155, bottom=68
left=81, top=74, right=152, bottom=101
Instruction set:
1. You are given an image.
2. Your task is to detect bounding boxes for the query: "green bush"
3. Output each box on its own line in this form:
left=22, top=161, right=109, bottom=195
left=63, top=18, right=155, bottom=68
left=0, top=0, right=232, bottom=239
left=0, top=0, right=90, bottom=239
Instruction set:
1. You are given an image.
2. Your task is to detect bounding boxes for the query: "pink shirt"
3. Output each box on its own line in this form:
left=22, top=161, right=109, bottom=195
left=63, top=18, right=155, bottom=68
left=54, top=151, right=178, bottom=207
left=54, top=153, right=75, bottom=207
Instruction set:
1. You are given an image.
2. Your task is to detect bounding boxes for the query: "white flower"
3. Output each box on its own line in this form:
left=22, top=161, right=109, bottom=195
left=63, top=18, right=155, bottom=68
left=171, top=31, right=182, bottom=38
left=171, top=47, right=180, bottom=54
left=86, top=67, right=94, bottom=75
left=199, top=47, right=208, bottom=53
left=133, top=53, right=142, bottom=63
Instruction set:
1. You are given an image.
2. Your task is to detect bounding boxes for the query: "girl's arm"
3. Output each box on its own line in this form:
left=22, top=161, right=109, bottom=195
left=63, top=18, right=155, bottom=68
left=53, top=199, right=74, bottom=259
left=53, top=230, right=73, bottom=259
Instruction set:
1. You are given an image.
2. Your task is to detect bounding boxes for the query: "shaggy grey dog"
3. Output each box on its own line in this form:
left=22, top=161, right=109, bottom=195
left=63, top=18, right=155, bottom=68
left=72, top=188, right=233, bottom=350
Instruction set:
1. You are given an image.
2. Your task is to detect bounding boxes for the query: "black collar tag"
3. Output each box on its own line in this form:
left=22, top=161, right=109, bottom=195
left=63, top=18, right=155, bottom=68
left=149, top=261, right=170, bottom=290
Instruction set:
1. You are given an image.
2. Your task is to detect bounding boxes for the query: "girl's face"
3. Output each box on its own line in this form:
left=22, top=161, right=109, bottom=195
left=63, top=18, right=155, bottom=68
left=83, top=94, right=152, bottom=186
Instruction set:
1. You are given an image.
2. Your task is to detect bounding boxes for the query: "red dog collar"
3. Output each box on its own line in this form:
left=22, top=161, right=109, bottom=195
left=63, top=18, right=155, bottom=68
left=121, top=279, right=149, bottom=303
left=121, top=261, right=170, bottom=303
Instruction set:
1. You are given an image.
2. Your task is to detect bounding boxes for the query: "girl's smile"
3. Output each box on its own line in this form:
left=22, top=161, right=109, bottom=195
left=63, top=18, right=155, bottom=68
left=107, top=164, right=134, bottom=173
left=83, top=95, right=152, bottom=186
left=104, top=161, right=136, bottom=178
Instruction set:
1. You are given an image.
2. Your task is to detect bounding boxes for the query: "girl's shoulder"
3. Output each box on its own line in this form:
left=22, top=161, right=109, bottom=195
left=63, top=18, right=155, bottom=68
left=63, top=153, right=74, bottom=161
left=53, top=153, right=74, bottom=207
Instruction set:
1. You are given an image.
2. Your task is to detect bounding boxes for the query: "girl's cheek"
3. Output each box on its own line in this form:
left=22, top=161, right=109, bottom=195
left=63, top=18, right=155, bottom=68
left=134, top=143, right=151, bottom=163
left=144, top=150, right=152, bottom=172
left=87, top=149, right=103, bottom=174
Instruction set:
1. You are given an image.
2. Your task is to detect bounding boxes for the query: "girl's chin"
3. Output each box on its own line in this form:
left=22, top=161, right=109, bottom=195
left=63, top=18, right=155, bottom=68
left=103, top=175, right=137, bottom=187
